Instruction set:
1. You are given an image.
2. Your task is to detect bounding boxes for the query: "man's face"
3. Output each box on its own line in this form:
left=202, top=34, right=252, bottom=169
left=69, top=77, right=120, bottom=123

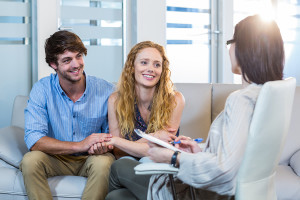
left=50, top=50, right=85, bottom=84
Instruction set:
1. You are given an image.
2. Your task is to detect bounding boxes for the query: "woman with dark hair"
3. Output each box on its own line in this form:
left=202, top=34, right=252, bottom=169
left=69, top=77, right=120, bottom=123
left=105, top=14, right=285, bottom=200
left=231, top=14, right=284, bottom=84
left=145, top=14, right=284, bottom=199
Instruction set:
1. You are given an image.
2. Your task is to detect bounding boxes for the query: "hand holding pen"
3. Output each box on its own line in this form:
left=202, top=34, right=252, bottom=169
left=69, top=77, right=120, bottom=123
left=169, top=138, right=203, bottom=144
left=169, top=136, right=203, bottom=153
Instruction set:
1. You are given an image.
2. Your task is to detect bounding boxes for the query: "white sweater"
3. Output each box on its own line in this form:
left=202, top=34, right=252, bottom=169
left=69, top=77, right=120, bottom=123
left=147, top=84, right=262, bottom=199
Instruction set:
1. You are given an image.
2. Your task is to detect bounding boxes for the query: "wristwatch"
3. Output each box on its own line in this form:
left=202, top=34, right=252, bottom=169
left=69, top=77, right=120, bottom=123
left=171, top=151, right=180, bottom=167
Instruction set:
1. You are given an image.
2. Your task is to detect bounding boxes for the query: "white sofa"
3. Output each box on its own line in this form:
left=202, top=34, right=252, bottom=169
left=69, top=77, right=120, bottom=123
left=0, top=96, right=86, bottom=200
left=0, top=83, right=299, bottom=199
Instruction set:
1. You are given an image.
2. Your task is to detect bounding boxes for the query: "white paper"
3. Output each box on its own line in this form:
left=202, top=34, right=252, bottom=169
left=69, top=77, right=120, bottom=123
left=134, top=129, right=183, bottom=152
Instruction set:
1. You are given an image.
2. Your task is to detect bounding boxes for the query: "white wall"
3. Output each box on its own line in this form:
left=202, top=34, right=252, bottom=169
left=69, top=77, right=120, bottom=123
left=219, top=0, right=234, bottom=83
left=136, top=0, right=166, bottom=47
left=37, top=0, right=59, bottom=80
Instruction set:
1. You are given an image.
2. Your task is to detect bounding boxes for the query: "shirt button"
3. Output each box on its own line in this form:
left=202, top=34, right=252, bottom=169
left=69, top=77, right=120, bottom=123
left=73, top=115, right=75, bottom=118
left=73, top=132, right=75, bottom=135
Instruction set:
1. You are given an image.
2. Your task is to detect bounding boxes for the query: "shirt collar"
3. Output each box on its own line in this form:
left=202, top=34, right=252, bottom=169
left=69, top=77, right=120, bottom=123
left=54, top=73, right=65, bottom=96
left=54, top=71, right=88, bottom=100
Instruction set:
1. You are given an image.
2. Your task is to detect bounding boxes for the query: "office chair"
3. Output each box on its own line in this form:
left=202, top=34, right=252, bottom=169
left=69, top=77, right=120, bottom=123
left=134, top=78, right=296, bottom=200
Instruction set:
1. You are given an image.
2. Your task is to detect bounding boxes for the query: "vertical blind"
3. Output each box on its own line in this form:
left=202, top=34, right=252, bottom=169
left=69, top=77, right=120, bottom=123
left=166, top=0, right=211, bottom=83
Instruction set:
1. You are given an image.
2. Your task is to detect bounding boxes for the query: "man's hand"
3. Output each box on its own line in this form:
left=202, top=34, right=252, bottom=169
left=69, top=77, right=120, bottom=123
left=88, top=142, right=114, bottom=155
left=78, top=133, right=112, bottom=154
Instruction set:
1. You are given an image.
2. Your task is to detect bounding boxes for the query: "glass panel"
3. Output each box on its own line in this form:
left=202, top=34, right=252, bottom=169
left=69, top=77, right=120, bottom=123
left=233, top=0, right=300, bottom=85
left=60, top=0, right=123, bottom=82
left=0, top=16, right=25, bottom=23
left=276, top=0, right=300, bottom=85
left=0, top=38, right=24, bottom=44
left=166, top=0, right=211, bottom=83
left=0, top=0, right=32, bottom=128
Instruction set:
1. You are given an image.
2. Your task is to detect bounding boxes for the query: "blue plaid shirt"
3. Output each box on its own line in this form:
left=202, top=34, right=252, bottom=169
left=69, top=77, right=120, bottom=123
left=24, top=73, right=114, bottom=150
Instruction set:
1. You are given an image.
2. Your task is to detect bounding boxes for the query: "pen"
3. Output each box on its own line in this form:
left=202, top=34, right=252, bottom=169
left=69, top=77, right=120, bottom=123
left=170, top=138, right=203, bottom=144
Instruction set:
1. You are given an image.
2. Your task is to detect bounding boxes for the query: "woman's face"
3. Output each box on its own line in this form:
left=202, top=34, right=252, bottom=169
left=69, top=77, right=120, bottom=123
left=134, top=47, right=163, bottom=89
left=229, top=43, right=242, bottom=75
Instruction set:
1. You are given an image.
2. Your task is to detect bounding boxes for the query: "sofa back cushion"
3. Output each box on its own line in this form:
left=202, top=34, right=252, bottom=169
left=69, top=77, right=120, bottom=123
left=0, top=126, right=28, bottom=168
left=175, top=83, right=212, bottom=140
left=11, top=95, right=29, bottom=129
left=211, top=83, right=243, bottom=121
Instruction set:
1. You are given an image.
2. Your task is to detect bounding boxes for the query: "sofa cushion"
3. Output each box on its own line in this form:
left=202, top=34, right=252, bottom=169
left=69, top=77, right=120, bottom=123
left=0, top=167, right=27, bottom=196
left=290, top=149, right=300, bottom=176
left=48, top=176, right=86, bottom=198
left=275, top=165, right=300, bottom=200
left=175, top=83, right=212, bottom=140
left=0, top=167, right=85, bottom=199
left=211, top=83, right=242, bottom=121
left=0, top=126, right=28, bottom=168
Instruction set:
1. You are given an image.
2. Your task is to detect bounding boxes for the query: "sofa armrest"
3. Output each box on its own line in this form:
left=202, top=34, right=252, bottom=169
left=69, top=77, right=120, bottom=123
left=0, top=126, right=28, bottom=168
left=290, top=149, right=300, bottom=176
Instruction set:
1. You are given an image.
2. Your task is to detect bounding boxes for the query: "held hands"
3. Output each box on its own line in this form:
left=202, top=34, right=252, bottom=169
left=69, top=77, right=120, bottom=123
left=88, top=142, right=114, bottom=155
left=79, top=133, right=113, bottom=155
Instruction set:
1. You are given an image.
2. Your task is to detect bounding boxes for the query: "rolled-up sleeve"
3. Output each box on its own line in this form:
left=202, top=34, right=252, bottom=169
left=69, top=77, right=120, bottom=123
left=24, top=83, right=48, bottom=150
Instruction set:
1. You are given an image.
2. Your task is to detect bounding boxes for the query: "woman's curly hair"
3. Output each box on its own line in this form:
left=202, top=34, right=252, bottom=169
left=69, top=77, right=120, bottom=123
left=115, top=41, right=176, bottom=138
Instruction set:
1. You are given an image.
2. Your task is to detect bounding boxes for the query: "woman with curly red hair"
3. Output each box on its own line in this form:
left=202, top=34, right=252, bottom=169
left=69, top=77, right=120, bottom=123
left=106, top=41, right=185, bottom=159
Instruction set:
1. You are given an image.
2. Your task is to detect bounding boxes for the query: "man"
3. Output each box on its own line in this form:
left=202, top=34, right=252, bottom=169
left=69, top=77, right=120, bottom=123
left=20, top=30, right=115, bottom=200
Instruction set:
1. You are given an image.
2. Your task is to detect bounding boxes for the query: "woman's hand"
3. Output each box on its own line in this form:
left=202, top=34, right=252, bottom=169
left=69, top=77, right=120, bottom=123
left=147, top=142, right=174, bottom=163
left=105, top=136, right=118, bottom=147
left=150, top=128, right=177, bottom=143
left=88, top=135, right=115, bottom=155
left=174, top=135, right=202, bottom=153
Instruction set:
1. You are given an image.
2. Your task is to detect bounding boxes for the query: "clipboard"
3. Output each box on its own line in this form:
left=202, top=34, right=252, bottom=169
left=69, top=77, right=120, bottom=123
left=134, top=129, right=183, bottom=152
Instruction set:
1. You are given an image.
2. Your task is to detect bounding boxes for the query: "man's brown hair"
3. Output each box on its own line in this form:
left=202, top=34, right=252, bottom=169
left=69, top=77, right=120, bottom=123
left=45, top=30, right=87, bottom=66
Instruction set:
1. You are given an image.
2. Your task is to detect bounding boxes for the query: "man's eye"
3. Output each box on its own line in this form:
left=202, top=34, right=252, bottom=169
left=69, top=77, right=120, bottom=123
left=63, top=59, right=71, bottom=63
left=77, top=54, right=82, bottom=58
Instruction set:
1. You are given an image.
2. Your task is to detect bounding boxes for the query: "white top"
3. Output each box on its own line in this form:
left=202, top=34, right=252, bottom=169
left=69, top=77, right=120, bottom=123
left=147, top=83, right=262, bottom=199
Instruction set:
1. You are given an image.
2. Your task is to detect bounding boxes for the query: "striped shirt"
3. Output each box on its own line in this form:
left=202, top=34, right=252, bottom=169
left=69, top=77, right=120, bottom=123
left=24, top=73, right=114, bottom=150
